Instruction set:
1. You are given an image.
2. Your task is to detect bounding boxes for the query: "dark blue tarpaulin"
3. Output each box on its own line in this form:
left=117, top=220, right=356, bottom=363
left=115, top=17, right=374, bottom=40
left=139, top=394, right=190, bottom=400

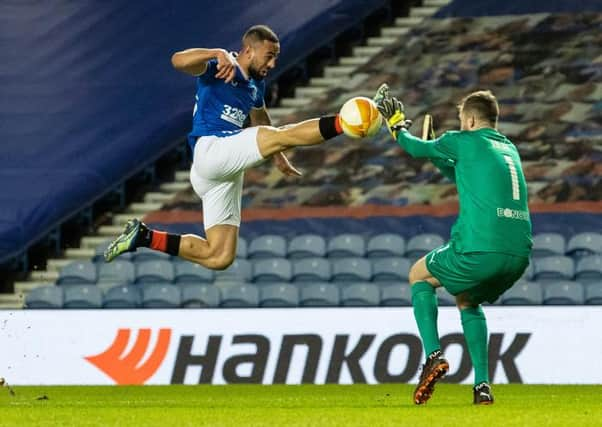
left=0, top=0, right=387, bottom=263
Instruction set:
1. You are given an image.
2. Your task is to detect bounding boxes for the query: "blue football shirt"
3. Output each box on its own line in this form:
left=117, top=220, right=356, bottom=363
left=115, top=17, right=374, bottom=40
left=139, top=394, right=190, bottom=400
left=188, top=58, right=266, bottom=148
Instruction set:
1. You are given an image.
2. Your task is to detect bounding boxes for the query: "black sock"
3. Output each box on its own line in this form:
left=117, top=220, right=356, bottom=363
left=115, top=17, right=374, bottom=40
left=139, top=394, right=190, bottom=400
left=318, top=115, right=343, bottom=140
left=135, top=222, right=152, bottom=247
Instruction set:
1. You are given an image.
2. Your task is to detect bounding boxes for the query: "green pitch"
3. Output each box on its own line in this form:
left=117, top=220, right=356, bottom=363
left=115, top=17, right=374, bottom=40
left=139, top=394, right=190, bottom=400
left=2, top=385, right=602, bottom=426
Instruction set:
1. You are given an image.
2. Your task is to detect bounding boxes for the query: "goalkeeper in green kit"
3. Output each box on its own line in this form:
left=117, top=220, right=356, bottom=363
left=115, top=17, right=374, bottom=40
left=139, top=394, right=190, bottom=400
left=373, top=85, right=532, bottom=405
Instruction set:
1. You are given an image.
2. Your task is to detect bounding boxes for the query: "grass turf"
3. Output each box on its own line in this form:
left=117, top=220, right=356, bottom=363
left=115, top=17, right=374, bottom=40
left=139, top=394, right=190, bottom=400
left=1, top=385, right=601, bottom=426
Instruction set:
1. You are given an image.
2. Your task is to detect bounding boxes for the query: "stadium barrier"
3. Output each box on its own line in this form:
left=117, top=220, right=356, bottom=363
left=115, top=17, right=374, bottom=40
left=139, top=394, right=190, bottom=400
left=1, top=307, right=599, bottom=385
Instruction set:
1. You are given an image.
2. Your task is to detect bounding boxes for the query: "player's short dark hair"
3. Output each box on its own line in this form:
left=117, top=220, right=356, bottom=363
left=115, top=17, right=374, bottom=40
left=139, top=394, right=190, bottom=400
left=459, top=90, right=499, bottom=126
left=243, top=25, right=279, bottom=45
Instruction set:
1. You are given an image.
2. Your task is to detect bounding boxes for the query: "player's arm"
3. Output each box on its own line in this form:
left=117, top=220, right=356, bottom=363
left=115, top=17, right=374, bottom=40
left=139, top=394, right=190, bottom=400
left=171, top=48, right=236, bottom=82
left=431, top=158, right=456, bottom=182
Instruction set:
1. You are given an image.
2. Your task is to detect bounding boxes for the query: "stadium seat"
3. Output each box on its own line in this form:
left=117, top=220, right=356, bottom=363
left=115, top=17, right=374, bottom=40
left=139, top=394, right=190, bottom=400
left=63, top=285, right=103, bottom=309
left=98, top=260, right=135, bottom=286
left=93, top=241, right=132, bottom=262
left=215, top=259, right=253, bottom=282
left=253, top=258, right=293, bottom=283
left=327, top=234, right=366, bottom=258
left=543, top=281, right=584, bottom=305
left=135, top=260, right=175, bottom=283
left=532, top=233, right=566, bottom=257
left=437, top=287, right=455, bottom=306
left=292, top=258, right=331, bottom=283
left=287, top=234, right=327, bottom=259
left=520, top=261, right=535, bottom=281
left=532, top=256, right=574, bottom=281
left=300, top=283, right=340, bottom=307
left=220, top=283, right=259, bottom=308
left=142, top=284, right=181, bottom=308
left=501, top=281, right=543, bottom=305
left=236, top=237, right=248, bottom=259
left=179, top=283, right=220, bottom=308
left=331, top=257, right=372, bottom=283
left=366, top=233, right=406, bottom=258
left=566, top=232, right=602, bottom=258
left=584, top=284, right=602, bottom=305
left=575, top=255, right=602, bottom=284
left=173, top=261, right=214, bottom=284
left=25, top=286, right=64, bottom=309
left=248, top=235, right=287, bottom=259
left=56, top=261, right=97, bottom=285
left=379, top=283, right=412, bottom=306
left=405, top=234, right=445, bottom=260
left=341, top=283, right=380, bottom=307
left=132, top=247, right=172, bottom=263
left=102, top=285, right=141, bottom=309
left=371, top=257, right=411, bottom=282
left=259, top=284, right=299, bottom=307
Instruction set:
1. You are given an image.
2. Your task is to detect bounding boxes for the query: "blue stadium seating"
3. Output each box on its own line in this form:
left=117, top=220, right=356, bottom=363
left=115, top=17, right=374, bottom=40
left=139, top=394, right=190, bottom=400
left=179, top=283, right=220, bottom=308
left=142, top=284, right=181, bottom=308
left=327, top=234, right=365, bottom=258
left=300, top=283, right=340, bottom=307
left=133, top=247, right=171, bottom=263
left=501, top=281, right=543, bottom=305
left=543, top=281, right=584, bottom=305
left=57, top=261, right=97, bottom=286
left=102, top=285, right=140, bottom=309
left=532, top=233, right=566, bottom=257
left=371, top=257, right=411, bottom=282
left=379, top=283, right=412, bottom=306
left=287, top=234, right=327, bottom=259
left=98, top=260, right=135, bottom=286
left=566, top=232, right=602, bottom=258
left=575, top=255, right=602, bottom=284
left=216, top=259, right=253, bottom=282
left=292, top=258, right=331, bottom=283
left=236, top=237, right=248, bottom=259
left=220, top=284, right=259, bottom=308
left=25, top=286, right=64, bottom=309
left=341, top=283, right=380, bottom=306
left=366, top=233, right=406, bottom=258
left=135, top=260, right=175, bottom=283
left=405, top=234, right=445, bottom=260
left=532, top=256, right=574, bottom=282
left=253, top=258, right=293, bottom=283
left=63, top=285, right=103, bottom=309
left=584, top=284, right=602, bottom=305
left=259, top=284, right=299, bottom=307
left=173, top=261, right=214, bottom=284
left=331, top=257, right=372, bottom=283
left=248, top=235, right=287, bottom=259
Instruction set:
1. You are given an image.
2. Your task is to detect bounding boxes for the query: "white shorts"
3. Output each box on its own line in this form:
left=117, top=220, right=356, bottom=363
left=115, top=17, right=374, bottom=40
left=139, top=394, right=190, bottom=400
left=189, top=127, right=265, bottom=230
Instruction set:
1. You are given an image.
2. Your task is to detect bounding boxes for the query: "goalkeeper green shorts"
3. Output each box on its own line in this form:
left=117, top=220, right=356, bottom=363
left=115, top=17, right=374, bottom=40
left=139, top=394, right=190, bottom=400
left=424, top=242, right=530, bottom=304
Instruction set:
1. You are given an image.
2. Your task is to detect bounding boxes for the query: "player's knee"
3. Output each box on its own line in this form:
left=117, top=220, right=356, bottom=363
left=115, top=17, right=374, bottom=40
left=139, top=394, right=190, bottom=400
left=257, top=126, right=288, bottom=157
left=208, top=251, right=235, bottom=271
left=408, top=264, right=422, bottom=284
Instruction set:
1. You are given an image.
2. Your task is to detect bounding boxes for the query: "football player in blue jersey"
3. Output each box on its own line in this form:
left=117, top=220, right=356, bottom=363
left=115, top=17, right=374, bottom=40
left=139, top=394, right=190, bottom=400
left=105, top=25, right=348, bottom=269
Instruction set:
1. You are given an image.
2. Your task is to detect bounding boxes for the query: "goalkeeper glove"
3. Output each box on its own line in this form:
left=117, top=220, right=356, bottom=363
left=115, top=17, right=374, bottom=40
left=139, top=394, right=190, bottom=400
left=373, top=83, right=412, bottom=139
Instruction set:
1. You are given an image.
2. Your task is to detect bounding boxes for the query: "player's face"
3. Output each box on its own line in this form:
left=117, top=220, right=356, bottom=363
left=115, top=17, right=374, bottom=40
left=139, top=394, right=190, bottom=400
left=248, top=41, right=280, bottom=80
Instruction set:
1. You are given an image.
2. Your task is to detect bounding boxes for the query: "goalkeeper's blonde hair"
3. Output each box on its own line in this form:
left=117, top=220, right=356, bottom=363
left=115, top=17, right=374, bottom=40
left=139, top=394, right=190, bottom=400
left=458, top=90, right=499, bottom=127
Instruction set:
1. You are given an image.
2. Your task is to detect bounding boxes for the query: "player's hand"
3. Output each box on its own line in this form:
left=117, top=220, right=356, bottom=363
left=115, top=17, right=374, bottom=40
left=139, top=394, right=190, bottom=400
left=273, top=152, right=302, bottom=177
left=214, top=49, right=237, bottom=83
left=373, top=83, right=412, bottom=138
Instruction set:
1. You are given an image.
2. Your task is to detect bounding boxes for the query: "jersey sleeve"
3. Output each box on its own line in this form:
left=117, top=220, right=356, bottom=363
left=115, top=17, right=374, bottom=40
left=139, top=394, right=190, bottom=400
left=252, top=80, right=266, bottom=109
left=395, top=129, right=460, bottom=161
left=197, top=59, right=218, bottom=81
left=431, top=158, right=456, bottom=182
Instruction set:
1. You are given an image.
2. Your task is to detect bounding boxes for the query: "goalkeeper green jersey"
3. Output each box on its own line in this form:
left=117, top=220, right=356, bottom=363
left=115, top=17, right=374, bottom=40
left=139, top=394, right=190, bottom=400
left=396, top=127, right=532, bottom=257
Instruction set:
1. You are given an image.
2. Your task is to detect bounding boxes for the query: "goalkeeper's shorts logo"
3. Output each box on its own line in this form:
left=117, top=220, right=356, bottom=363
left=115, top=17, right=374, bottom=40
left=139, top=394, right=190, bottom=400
left=85, top=328, right=172, bottom=385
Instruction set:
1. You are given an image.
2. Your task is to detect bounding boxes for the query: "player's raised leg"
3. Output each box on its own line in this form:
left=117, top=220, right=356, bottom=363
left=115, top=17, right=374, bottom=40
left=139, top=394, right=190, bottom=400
left=456, top=293, right=494, bottom=405
left=408, top=256, right=449, bottom=405
left=256, top=115, right=343, bottom=158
